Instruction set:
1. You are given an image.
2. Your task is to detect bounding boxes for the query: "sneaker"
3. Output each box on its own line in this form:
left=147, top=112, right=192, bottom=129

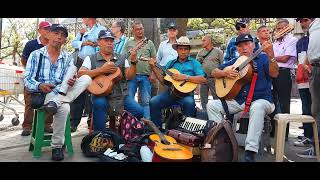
left=21, top=129, right=31, bottom=136
left=296, top=147, right=316, bottom=159
left=52, top=148, right=64, bottom=161
left=44, top=101, right=58, bottom=115
left=294, top=137, right=311, bottom=147
left=298, top=135, right=305, bottom=140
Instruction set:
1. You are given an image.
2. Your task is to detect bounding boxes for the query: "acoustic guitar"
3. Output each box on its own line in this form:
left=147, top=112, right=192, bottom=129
left=140, top=56, right=198, bottom=98
left=87, top=39, right=148, bottom=96
left=142, top=118, right=193, bottom=162
left=215, top=24, right=294, bottom=100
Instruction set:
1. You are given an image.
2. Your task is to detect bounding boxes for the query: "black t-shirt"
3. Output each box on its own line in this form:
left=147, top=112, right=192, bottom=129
left=22, top=39, right=44, bottom=60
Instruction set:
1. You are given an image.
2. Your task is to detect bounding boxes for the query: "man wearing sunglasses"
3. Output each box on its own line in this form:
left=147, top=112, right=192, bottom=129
left=223, top=20, right=259, bottom=63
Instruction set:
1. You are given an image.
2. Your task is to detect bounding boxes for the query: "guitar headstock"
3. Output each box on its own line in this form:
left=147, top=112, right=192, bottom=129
left=273, top=24, right=294, bottom=40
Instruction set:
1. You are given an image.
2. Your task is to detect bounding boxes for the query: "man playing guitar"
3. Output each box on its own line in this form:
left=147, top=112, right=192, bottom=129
left=78, top=30, right=144, bottom=131
left=207, top=34, right=279, bottom=162
left=148, top=36, right=207, bottom=128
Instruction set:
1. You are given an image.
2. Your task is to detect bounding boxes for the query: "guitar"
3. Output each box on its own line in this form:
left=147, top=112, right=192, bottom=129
left=140, top=56, right=198, bottom=98
left=142, top=118, right=193, bottom=162
left=215, top=24, right=294, bottom=100
left=87, top=38, right=149, bottom=96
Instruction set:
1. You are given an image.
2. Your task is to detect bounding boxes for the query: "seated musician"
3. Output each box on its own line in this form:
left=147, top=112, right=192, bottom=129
left=206, top=34, right=279, bottom=162
left=78, top=29, right=143, bottom=131
left=148, top=36, right=207, bottom=128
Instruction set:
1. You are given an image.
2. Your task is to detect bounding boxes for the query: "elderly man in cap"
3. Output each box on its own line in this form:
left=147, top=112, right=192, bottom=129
left=24, top=24, right=92, bottom=161
left=78, top=29, right=144, bottom=131
left=156, top=22, right=178, bottom=93
left=21, top=21, right=53, bottom=136
left=149, top=36, right=207, bottom=128
left=207, top=34, right=279, bottom=162
left=223, top=20, right=259, bottom=63
left=70, top=18, right=106, bottom=132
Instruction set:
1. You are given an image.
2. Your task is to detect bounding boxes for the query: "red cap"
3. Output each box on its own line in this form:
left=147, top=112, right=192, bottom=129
left=38, top=21, right=52, bottom=29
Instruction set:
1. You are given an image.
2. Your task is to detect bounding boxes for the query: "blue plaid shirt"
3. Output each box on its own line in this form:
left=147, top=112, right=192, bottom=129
left=223, top=36, right=260, bottom=63
left=114, top=34, right=128, bottom=54
left=24, top=46, right=74, bottom=95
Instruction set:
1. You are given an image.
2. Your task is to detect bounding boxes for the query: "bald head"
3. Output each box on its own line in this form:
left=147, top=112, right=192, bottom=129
left=202, top=35, right=214, bottom=49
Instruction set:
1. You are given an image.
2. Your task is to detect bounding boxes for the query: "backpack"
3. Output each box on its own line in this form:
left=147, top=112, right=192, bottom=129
left=81, top=129, right=124, bottom=157
left=119, top=110, right=145, bottom=142
left=201, top=120, right=238, bottom=162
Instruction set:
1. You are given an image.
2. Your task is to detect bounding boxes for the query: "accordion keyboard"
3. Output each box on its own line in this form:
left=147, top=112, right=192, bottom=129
left=179, top=117, right=207, bottom=134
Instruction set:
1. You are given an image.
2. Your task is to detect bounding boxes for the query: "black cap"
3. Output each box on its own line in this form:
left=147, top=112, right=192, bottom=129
left=168, top=22, right=177, bottom=29
left=235, top=20, right=247, bottom=27
left=50, top=24, right=68, bottom=37
left=98, top=29, right=115, bottom=39
left=235, top=34, right=253, bottom=45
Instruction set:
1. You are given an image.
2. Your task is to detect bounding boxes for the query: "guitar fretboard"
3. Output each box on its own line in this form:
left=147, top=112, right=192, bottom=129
left=237, top=47, right=263, bottom=70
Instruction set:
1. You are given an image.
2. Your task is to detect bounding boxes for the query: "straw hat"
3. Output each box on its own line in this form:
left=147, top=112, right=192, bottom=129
left=172, top=36, right=191, bottom=50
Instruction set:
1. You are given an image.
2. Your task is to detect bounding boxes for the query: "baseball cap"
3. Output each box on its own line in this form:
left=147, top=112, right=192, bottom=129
left=38, top=21, right=52, bottom=29
left=235, top=34, right=253, bottom=45
left=98, top=29, right=115, bottom=39
left=50, top=24, right=68, bottom=37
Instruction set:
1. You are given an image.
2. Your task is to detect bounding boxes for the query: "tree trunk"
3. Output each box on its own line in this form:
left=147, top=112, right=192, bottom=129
left=175, top=18, right=188, bottom=38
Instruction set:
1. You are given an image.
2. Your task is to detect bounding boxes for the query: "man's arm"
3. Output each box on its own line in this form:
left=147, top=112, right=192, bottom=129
left=223, top=38, right=233, bottom=63
left=262, top=41, right=279, bottom=78
left=21, top=41, right=32, bottom=67
left=78, top=56, right=118, bottom=78
left=24, top=51, right=41, bottom=91
left=149, top=58, right=165, bottom=85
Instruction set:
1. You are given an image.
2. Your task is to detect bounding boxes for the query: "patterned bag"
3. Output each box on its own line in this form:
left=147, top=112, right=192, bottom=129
left=119, top=110, right=145, bottom=142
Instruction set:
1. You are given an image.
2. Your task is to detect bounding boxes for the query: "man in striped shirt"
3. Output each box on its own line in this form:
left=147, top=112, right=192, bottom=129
left=24, top=24, right=91, bottom=161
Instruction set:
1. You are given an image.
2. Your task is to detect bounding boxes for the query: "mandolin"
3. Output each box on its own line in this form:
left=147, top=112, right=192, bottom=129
left=87, top=39, right=148, bottom=96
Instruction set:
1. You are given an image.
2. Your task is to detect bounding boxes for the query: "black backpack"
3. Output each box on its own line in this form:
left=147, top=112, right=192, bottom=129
left=81, top=129, right=124, bottom=157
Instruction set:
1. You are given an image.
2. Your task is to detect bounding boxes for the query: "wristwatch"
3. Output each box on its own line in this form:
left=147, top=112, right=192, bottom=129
left=185, top=75, right=190, bottom=81
left=270, top=57, right=276, bottom=63
left=131, top=61, right=137, bottom=65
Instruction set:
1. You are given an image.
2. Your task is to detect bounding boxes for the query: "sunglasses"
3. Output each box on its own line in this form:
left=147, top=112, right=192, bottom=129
left=236, top=24, right=246, bottom=31
left=299, top=18, right=310, bottom=23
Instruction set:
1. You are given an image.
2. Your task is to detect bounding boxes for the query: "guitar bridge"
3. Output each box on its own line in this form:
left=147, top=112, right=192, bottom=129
left=223, top=78, right=226, bottom=88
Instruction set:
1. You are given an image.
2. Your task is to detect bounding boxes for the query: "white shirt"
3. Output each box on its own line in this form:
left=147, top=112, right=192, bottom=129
left=82, top=56, right=130, bottom=70
left=307, top=18, right=320, bottom=64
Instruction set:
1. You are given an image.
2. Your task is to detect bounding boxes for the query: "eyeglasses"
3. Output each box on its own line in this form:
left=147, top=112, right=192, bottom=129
left=236, top=24, right=246, bottom=31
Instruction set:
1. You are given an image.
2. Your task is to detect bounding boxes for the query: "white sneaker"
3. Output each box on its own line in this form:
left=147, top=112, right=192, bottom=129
left=294, top=137, right=311, bottom=147
left=296, top=147, right=316, bottom=159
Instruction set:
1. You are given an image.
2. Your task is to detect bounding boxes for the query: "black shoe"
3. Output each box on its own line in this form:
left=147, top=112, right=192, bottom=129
left=244, top=150, right=256, bottom=162
left=52, top=148, right=64, bottom=161
left=44, top=101, right=58, bottom=115
left=45, top=126, right=53, bottom=133
left=70, top=126, right=77, bottom=133
left=21, top=129, right=31, bottom=136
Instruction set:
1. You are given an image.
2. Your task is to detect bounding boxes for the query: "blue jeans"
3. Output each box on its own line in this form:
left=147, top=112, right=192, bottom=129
left=92, top=95, right=144, bottom=131
left=128, top=75, right=151, bottom=119
left=299, top=88, right=313, bottom=139
left=150, top=91, right=196, bottom=127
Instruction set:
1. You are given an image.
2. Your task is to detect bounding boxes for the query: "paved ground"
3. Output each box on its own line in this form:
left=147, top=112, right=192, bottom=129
left=0, top=95, right=317, bottom=162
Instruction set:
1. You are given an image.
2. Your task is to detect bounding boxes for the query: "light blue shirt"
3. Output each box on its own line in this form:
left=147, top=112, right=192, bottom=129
left=114, top=34, right=128, bottom=54
left=71, top=23, right=106, bottom=60
left=24, top=46, right=74, bottom=95
left=157, top=39, right=178, bottom=67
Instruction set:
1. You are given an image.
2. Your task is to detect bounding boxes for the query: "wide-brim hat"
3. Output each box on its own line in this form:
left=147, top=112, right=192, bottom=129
left=172, top=36, right=191, bottom=50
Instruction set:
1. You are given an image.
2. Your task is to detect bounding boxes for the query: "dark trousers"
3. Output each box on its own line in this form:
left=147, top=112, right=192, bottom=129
left=22, top=88, right=53, bottom=130
left=299, top=88, right=313, bottom=139
left=70, top=91, right=88, bottom=128
left=309, top=66, right=320, bottom=139
left=273, top=68, right=292, bottom=139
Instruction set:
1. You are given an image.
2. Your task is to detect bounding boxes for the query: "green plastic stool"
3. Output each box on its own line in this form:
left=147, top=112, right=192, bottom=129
left=29, top=109, right=74, bottom=158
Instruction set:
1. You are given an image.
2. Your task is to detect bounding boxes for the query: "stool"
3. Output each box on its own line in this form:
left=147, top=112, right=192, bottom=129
left=29, top=109, right=74, bottom=158
left=273, top=114, right=320, bottom=162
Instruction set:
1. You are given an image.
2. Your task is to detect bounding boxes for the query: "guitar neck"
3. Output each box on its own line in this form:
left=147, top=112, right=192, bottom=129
left=142, top=118, right=170, bottom=145
left=238, top=47, right=263, bottom=70
left=155, top=63, right=173, bottom=77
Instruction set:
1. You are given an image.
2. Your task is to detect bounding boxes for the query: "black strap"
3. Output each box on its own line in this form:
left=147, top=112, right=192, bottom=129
left=35, top=53, right=43, bottom=81
left=220, top=99, right=233, bottom=122
left=202, top=48, right=214, bottom=60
